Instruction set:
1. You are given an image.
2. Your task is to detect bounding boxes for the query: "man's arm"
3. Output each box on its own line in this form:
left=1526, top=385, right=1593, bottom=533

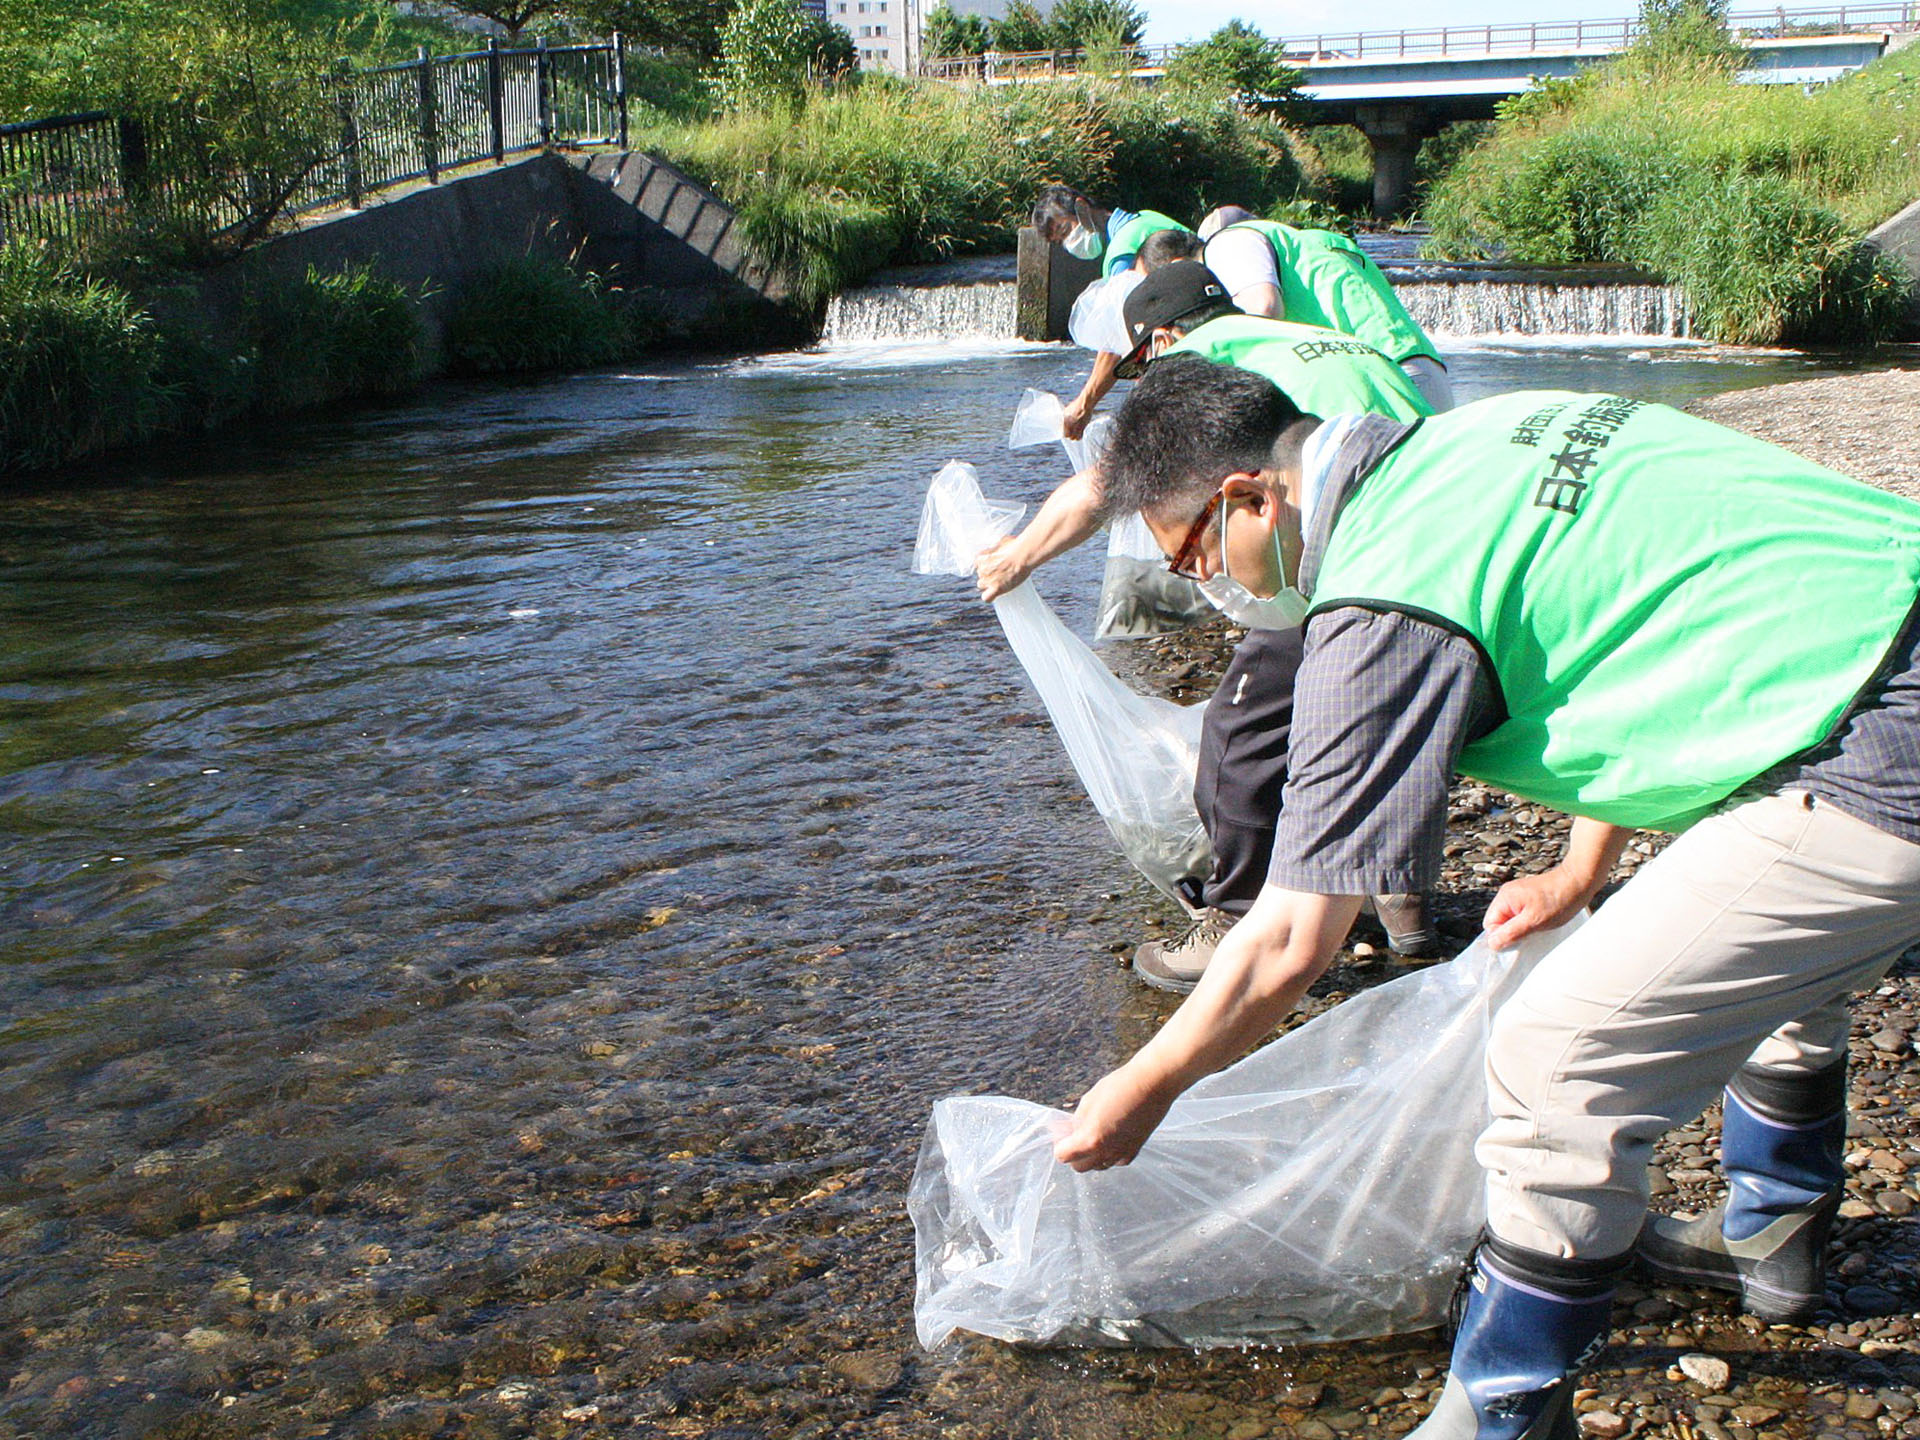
left=1062, top=351, right=1122, bottom=440
left=975, top=466, right=1103, bottom=601
left=1054, top=887, right=1364, bottom=1171
left=1231, top=282, right=1283, bottom=319
left=1482, top=817, right=1633, bottom=948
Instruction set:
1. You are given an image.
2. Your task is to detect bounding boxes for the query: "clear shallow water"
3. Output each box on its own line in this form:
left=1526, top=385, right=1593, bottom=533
left=0, top=337, right=1891, bottom=1438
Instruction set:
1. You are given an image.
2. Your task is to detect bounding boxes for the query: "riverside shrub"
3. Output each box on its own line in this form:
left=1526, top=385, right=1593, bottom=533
left=636, top=79, right=1310, bottom=307
left=1420, top=50, right=1920, bottom=343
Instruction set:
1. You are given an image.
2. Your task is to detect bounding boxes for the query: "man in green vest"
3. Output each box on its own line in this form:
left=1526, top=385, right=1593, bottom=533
left=1157, top=208, right=1453, bottom=412
left=1029, top=184, right=1191, bottom=438
left=978, top=263, right=1442, bottom=988
left=1053, top=354, right=1920, bottom=1439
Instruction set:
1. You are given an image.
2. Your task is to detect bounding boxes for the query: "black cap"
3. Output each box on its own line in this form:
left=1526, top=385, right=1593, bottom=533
left=1120, top=261, right=1231, bottom=362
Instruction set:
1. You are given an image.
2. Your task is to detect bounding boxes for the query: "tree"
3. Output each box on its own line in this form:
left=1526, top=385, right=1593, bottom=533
left=1165, top=20, right=1304, bottom=103
left=1048, top=0, right=1143, bottom=49
left=712, top=0, right=814, bottom=108
left=989, top=0, right=1053, bottom=53
left=802, top=11, right=855, bottom=77
left=427, top=0, right=562, bottom=39
left=562, top=0, right=732, bottom=58
left=925, top=2, right=990, bottom=57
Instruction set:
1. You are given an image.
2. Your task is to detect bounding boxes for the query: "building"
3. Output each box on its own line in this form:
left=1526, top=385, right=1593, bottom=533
left=826, top=0, right=1054, bottom=74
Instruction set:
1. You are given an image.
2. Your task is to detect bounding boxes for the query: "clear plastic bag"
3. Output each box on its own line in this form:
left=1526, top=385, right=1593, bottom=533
left=914, top=462, right=1209, bottom=902
left=909, top=918, right=1583, bottom=1350
left=1005, top=393, right=1208, bottom=641
left=1095, top=513, right=1215, bottom=641
left=1067, top=270, right=1143, bottom=356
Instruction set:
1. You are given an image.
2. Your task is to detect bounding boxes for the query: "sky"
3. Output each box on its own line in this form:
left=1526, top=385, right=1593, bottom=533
left=1138, top=0, right=1645, bottom=46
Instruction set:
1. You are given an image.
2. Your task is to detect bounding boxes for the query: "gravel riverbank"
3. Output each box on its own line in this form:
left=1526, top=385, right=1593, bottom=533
left=1105, top=369, right=1920, bottom=1440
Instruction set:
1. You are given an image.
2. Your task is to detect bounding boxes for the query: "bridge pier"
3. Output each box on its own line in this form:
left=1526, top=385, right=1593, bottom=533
left=1352, top=104, right=1433, bottom=221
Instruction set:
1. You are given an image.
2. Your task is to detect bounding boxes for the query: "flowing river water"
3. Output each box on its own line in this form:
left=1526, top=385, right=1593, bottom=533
left=0, top=333, right=1894, bottom=1439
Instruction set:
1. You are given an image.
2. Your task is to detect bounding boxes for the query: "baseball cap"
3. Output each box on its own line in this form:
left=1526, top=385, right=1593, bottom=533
left=1120, top=261, right=1232, bottom=362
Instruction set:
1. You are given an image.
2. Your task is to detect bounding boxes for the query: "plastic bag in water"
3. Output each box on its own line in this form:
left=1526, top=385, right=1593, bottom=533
left=1005, top=392, right=1210, bottom=642
left=1067, top=271, right=1143, bottom=356
left=909, top=918, right=1583, bottom=1349
left=1095, top=513, right=1215, bottom=642
left=913, top=462, right=1209, bottom=902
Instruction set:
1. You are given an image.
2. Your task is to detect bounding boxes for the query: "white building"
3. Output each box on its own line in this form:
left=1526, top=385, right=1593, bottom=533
left=827, top=0, right=1054, bottom=75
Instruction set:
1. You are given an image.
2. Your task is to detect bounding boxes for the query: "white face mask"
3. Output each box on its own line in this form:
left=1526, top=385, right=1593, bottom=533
left=1193, top=500, right=1309, bottom=630
left=1062, top=224, right=1104, bottom=261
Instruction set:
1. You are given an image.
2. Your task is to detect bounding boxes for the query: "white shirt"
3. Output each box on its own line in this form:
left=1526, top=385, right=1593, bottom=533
left=1202, top=228, right=1280, bottom=307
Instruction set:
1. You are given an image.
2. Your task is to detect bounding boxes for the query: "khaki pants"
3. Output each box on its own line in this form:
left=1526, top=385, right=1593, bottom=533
left=1480, top=791, right=1920, bottom=1259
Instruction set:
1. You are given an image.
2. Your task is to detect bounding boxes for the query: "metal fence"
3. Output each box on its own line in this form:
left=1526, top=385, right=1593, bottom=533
left=922, top=0, right=1920, bottom=79
left=0, top=37, right=629, bottom=257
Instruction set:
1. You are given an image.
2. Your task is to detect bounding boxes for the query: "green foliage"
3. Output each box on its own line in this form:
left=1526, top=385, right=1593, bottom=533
left=1048, top=0, right=1145, bottom=49
left=713, top=0, right=817, bottom=110
left=624, top=51, right=717, bottom=121
left=637, top=80, right=1311, bottom=307
left=443, top=252, right=629, bottom=375
left=1633, top=0, right=1741, bottom=71
left=803, top=13, right=856, bottom=79
left=1302, top=124, right=1373, bottom=213
left=0, top=240, right=160, bottom=471
left=1420, top=45, right=1920, bottom=342
left=989, top=1, right=1053, bottom=53
left=1414, top=120, right=1493, bottom=195
left=248, top=262, right=422, bottom=408
left=1164, top=21, right=1303, bottom=103
left=925, top=3, right=990, bottom=57
left=561, top=0, right=728, bottom=58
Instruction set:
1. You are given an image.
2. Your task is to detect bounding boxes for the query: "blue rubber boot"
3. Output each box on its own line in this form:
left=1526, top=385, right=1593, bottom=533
left=1408, top=1237, right=1621, bottom=1440
left=1639, top=1060, right=1846, bottom=1323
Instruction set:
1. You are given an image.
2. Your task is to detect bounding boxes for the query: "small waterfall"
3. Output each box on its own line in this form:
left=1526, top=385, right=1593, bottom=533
left=1393, top=278, right=1692, bottom=340
left=822, top=280, right=1017, bottom=344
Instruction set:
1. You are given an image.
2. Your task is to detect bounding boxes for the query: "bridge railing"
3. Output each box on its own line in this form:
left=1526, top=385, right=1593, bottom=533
left=922, top=0, right=1920, bottom=77
left=0, top=37, right=630, bottom=259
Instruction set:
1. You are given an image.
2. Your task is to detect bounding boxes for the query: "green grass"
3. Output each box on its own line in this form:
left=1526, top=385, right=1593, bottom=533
left=634, top=76, right=1312, bottom=309
left=1420, top=48, right=1920, bottom=343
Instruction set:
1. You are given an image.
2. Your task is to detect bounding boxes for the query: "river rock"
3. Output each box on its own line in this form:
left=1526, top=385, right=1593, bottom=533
left=1679, top=1354, right=1732, bottom=1390
left=1578, top=1410, right=1628, bottom=1438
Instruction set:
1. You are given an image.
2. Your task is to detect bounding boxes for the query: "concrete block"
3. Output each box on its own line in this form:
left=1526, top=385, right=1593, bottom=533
left=1866, top=196, right=1920, bottom=337
left=1014, top=223, right=1101, bottom=341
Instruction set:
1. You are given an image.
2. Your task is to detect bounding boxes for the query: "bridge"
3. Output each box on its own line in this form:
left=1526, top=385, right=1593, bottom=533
left=923, top=2, right=1920, bottom=215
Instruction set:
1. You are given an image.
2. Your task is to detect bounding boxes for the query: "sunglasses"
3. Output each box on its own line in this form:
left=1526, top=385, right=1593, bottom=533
left=1166, top=487, right=1225, bottom=580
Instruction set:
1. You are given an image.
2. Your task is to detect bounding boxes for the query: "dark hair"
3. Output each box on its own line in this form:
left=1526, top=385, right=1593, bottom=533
left=1099, top=354, right=1303, bottom=524
left=1136, top=228, right=1204, bottom=270
left=1163, top=297, right=1240, bottom=337
left=1031, top=184, right=1089, bottom=234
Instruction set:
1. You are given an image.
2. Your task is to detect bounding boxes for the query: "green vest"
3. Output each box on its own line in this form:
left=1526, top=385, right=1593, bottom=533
left=1105, top=210, right=1189, bottom=278
left=1166, top=315, right=1431, bottom=423
left=1308, top=391, right=1920, bottom=831
left=1214, top=220, right=1438, bottom=365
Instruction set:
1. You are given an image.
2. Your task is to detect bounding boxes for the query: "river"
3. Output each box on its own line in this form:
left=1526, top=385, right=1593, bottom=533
left=0, top=334, right=1891, bottom=1438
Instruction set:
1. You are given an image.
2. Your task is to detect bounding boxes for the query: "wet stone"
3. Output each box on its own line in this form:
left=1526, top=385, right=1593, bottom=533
left=1679, top=1354, right=1732, bottom=1390
left=827, top=1350, right=902, bottom=1392
left=1579, top=1411, right=1628, bottom=1438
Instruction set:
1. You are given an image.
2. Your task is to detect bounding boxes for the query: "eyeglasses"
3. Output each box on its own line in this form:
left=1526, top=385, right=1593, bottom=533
left=1166, top=488, right=1225, bottom=580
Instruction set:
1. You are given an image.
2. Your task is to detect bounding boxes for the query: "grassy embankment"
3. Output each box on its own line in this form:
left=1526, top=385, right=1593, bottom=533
left=1421, top=43, right=1920, bottom=344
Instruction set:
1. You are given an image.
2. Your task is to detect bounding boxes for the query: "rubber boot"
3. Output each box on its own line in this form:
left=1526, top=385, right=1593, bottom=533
left=1638, top=1060, right=1846, bottom=1323
left=1408, top=1236, right=1621, bottom=1440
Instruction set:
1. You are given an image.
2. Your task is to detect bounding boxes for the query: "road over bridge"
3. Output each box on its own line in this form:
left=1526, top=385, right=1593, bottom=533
left=925, top=2, right=1920, bottom=215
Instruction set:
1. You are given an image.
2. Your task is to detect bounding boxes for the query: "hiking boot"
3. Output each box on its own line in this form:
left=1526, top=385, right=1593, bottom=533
left=1131, top=908, right=1234, bottom=994
left=1366, top=892, right=1440, bottom=957
left=1638, top=1060, right=1846, bottom=1324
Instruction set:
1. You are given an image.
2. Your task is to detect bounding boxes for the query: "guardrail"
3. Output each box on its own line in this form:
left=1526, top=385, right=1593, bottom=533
left=0, top=37, right=629, bottom=257
left=921, top=1, right=1920, bottom=79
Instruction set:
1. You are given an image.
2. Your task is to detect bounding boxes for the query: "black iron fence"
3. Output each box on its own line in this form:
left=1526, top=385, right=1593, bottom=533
left=0, top=36, right=630, bottom=258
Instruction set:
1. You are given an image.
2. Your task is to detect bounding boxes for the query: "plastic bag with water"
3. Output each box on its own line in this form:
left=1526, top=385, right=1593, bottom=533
left=913, top=461, right=1210, bottom=902
left=1067, top=271, right=1143, bottom=356
left=1005, top=390, right=1211, bottom=641
left=909, top=918, right=1582, bottom=1349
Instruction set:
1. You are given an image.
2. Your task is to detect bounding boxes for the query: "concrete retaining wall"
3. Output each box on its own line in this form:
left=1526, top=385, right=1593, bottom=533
left=1866, top=197, right=1920, bottom=338
left=185, top=150, right=797, bottom=365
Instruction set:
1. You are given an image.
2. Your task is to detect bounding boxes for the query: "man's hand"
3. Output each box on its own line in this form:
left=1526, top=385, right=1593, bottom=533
left=975, top=537, right=1032, bottom=602
left=1483, top=817, right=1633, bottom=948
left=1483, top=868, right=1591, bottom=950
left=1061, top=395, right=1093, bottom=441
left=1053, top=1059, right=1177, bottom=1172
